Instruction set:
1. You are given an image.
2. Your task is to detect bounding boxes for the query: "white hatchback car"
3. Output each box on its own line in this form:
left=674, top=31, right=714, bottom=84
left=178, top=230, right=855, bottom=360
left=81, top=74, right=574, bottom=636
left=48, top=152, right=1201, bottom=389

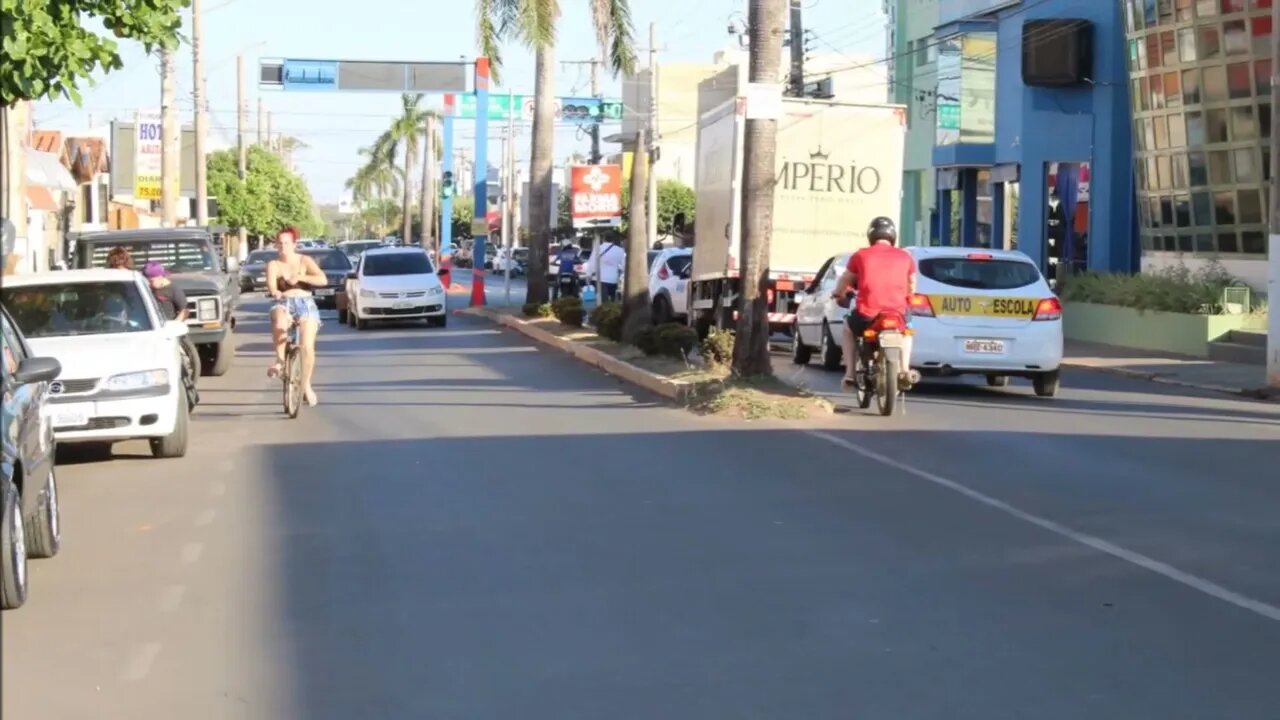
left=346, top=247, right=448, bottom=329
left=648, top=248, right=692, bottom=324
left=1, top=270, right=192, bottom=457
left=791, top=247, right=1064, bottom=396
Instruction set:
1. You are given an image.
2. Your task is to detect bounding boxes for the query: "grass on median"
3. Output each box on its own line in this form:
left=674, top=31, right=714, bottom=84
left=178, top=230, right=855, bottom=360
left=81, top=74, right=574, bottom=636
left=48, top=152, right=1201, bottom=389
left=507, top=311, right=833, bottom=420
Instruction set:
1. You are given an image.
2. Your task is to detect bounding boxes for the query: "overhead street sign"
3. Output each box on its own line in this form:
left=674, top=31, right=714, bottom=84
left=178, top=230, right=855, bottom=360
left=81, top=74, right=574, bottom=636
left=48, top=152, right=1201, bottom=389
left=447, top=94, right=624, bottom=124
left=260, top=59, right=470, bottom=93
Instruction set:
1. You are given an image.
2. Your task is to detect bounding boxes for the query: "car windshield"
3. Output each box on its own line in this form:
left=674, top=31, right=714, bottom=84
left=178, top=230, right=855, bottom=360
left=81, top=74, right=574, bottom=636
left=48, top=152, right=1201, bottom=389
left=303, top=249, right=352, bottom=271
left=2, top=282, right=154, bottom=338
left=363, top=252, right=434, bottom=276
left=88, top=239, right=218, bottom=273
left=247, top=250, right=277, bottom=264
left=919, top=257, right=1042, bottom=291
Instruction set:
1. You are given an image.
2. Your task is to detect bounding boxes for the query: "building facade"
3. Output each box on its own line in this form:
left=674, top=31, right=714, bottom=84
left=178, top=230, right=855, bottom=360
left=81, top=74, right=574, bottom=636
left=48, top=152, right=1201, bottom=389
left=929, top=0, right=1137, bottom=278
left=890, top=0, right=941, bottom=246
left=1122, top=0, right=1272, bottom=288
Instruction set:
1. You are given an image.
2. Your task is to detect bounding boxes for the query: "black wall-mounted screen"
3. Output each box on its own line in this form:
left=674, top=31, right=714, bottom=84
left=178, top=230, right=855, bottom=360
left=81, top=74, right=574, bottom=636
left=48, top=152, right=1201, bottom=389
left=1022, top=19, right=1093, bottom=87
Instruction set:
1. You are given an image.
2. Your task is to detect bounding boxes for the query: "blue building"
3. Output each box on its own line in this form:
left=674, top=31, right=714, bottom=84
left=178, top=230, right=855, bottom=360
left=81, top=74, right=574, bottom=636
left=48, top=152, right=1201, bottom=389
left=930, top=0, right=1137, bottom=277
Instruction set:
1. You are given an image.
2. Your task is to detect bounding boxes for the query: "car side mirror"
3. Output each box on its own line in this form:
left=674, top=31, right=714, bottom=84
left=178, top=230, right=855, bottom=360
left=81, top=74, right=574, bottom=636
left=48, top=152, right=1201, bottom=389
left=225, top=256, right=239, bottom=273
left=162, top=320, right=189, bottom=338
left=13, top=356, right=61, bottom=385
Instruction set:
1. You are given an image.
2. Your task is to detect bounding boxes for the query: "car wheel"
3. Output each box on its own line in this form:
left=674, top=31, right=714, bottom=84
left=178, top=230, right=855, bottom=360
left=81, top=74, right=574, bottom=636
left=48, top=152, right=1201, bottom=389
left=355, top=312, right=370, bottom=330
left=1033, top=370, right=1061, bottom=398
left=791, top=322, right=812, bottom=365
left=820, top=321, right=842, bottom=371
left=150, top=393, right=190, bottom=459
left=652, top=295, right=673, bottom=325
left=985, top=374, right=1010, bottom=388
left=1, top=483, right=28, bottom=610
left=206, top=337, right=234, bottom=377
left=428, top=315, right=447, bottom=328
left=25, top=467, right=60, bottom=559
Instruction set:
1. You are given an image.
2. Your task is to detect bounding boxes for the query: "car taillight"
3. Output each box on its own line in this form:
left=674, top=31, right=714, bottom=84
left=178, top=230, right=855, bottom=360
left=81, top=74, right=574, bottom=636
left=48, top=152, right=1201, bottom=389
left=1033, top=297, right=1063, bottom=321
left=908, top=293, right=935, bottom=317
left=657, top=264, right=669, bottom=280
left=879, top=316, right=901, bottom=330
left=966, top=252, right=993, bottom=260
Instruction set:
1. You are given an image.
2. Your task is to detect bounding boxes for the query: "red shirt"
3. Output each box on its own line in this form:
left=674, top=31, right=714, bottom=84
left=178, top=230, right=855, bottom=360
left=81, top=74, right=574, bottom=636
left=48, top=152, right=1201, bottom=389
left=846, top=243, right=916, bottom=319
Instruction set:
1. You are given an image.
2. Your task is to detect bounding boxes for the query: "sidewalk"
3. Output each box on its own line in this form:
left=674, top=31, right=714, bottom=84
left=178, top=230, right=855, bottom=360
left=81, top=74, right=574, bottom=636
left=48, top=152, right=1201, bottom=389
left=1063, top=340, right=1276, bottom=400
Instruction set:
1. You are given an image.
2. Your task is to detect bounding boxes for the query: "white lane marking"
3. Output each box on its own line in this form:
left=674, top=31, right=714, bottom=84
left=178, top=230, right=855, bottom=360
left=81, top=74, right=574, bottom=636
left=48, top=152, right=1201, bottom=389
left=807, top=430, right=1280, bottom=624
left=193, top=509, right=217, bottom=527
left=211, top=482, right=226, bottom=496
left=179, top=542, right=204, bottom=565
left=121, top=643, right=162, bottom=681
left=158, top=585, right=187, bottom=612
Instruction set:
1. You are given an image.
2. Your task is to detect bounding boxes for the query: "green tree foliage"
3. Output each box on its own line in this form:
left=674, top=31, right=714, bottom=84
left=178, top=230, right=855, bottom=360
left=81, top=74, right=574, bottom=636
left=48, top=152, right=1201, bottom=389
left=207, top=146, right=322, bottom=239
left=1, top=0, right=190, bottom=105
left=450, top=195, right=474, bottom=239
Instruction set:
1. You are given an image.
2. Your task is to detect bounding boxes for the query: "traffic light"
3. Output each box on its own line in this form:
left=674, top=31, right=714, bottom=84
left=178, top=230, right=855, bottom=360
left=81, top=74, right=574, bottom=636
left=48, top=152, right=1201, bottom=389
left=441, top=171, right=455, bottom=199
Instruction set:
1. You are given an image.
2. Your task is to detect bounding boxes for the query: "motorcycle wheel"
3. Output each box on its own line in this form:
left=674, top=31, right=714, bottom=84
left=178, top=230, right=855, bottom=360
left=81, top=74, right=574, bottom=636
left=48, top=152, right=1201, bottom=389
left=855, top=344, right=873, bottom=409
left=877, top=351, right=898, bottom=417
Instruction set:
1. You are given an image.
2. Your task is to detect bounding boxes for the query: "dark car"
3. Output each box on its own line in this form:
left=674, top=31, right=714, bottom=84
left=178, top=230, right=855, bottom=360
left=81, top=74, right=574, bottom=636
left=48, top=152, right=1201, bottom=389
left=73, top=228, right=241, bottom=376
left=299, top=248, right=353, bottom=311
left=238, top=249, right=278, bottom=292
left=1, top=305, right=63, bottom=610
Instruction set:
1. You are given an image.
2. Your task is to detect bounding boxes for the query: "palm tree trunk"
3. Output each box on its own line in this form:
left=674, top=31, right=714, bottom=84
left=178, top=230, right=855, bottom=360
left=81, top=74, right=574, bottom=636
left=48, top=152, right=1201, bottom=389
left=732, top=0, right=786, bottom=377
left=402, top=148, right=414, bottom=244
left=525, top=43, right=556, bottom=304
left=620, top=130, right=652, bottom=341
left=420, top=118, right=436, bottom=252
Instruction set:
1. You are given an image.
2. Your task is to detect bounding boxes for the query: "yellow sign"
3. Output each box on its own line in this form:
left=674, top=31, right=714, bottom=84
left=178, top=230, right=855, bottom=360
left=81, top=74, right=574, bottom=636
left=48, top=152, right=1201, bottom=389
left=470, top=218, right=489, bottom=236
left=934, top=295, right=1039, bottom=318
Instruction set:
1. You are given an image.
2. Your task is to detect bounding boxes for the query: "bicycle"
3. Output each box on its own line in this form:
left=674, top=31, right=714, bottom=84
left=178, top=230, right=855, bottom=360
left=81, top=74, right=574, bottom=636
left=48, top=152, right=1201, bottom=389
left=281, top=317, right=303, bottom=418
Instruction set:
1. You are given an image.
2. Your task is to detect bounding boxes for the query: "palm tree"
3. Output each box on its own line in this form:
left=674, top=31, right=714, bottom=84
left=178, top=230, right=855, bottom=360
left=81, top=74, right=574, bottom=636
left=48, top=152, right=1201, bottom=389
left=476, top=0, right=637, bottom=303
left=378, top=93, right=432, bottom=244
left=346, top=145, right=401, bottom=236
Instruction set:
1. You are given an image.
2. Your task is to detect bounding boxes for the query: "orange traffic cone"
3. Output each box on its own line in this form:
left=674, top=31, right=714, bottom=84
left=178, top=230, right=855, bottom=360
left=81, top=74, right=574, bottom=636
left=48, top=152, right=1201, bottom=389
left=469, top=267, right=486, bottom=307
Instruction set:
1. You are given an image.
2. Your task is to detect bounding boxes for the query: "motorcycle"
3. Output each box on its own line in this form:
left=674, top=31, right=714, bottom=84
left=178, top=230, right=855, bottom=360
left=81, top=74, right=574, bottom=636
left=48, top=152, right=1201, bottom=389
left=555, top=272, right=581, bottom=300
left=852, top=311, right=912, bottom=416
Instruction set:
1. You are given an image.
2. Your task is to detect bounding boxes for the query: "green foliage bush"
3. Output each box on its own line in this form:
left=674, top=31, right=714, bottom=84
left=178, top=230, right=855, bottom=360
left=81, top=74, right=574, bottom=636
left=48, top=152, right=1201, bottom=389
left=522, top=302, right=552, bottom=318
left=633, top=326, right=660, bottom=356
left=655, top=323, right=699, bottom=360
left=700, top=327, right=735, bottom=366
left=589, top=302, right=624, bottom=341
left=552, top=296, right=584, bottom=327
left=1060, top=263, right=1242, bottom=315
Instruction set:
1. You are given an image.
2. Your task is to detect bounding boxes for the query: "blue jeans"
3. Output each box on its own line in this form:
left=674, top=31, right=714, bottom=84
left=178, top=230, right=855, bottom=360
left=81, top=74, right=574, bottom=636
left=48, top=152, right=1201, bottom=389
left=275, top=296, right=321, bottom=327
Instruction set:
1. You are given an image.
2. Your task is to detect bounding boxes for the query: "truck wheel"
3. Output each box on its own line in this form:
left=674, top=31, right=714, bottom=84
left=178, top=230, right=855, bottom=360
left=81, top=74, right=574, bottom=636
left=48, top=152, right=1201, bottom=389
left=1, top=483, right=28, bottom=610
left=25, top=466, right=60, bottom=559
left=150, top=394, right=190, bottom=459
left=791, top=323, right=812, bottom=365
left=820, top=321, right=843, bottom=371
left=204, top=338, right=234, bottom=377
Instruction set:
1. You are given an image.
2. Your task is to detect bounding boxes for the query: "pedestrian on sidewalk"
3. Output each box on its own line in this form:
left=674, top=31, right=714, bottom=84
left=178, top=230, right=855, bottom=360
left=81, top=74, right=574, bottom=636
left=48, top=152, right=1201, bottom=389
left=586, top=232, right=625, bottom=304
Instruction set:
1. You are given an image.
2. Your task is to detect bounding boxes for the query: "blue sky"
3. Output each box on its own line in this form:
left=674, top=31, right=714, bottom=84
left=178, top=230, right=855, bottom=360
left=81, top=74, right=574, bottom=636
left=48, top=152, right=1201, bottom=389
left=35, top=0, right=887, bottom=202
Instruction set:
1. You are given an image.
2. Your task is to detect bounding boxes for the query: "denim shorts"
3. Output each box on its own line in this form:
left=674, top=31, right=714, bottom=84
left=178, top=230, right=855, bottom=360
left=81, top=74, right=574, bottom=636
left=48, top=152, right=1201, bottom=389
left=275, top=295, right=321, bottom=326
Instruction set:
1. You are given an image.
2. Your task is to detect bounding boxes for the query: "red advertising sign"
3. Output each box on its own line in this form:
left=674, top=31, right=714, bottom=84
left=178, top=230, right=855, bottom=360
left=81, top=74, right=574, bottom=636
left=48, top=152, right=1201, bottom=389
left=569, top=164, right=623, bottom=228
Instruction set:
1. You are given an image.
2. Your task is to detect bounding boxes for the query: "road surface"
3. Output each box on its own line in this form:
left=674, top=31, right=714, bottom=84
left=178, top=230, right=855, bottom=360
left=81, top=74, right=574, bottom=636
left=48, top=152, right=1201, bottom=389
left=5, top=292, right=1279, bottom=719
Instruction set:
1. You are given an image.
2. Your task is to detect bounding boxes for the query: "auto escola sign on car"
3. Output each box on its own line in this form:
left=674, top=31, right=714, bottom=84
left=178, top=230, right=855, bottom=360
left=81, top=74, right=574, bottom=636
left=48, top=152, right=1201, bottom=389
left=569, top=164, right=623, bottom=229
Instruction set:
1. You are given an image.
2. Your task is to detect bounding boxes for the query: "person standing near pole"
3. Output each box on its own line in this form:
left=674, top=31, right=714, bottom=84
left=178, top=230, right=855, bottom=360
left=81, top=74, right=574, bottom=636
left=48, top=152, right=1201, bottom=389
left=585, top=231, right=625, bottom=304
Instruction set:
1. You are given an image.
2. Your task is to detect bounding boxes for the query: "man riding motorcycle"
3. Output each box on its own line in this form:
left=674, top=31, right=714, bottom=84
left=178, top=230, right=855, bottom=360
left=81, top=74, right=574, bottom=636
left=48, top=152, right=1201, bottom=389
left=833, top=216, right=917, bottom=388
left=552, top=239, right=581, bottom=300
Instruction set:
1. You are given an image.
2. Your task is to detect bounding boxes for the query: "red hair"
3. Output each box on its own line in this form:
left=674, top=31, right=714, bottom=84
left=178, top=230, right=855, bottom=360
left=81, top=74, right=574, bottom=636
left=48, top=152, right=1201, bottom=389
left=277, top=226, right=299, bottom=242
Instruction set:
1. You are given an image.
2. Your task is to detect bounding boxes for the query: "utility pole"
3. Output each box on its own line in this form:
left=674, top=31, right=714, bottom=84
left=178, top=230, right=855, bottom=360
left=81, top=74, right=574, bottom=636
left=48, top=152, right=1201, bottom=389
left=620, top=128, right=652, bottom=339
left=266, top=111, right=273, bottom=154
left=733, top=0, right=786, bottom=377
left=192, top=0, right=209, bottom=226
left=236, top=55, right=247, bottom=256
left=257, top=96, right=264, bottom=145
left=787, top=0, right=805, bottom=97
left=420, top=114, right=436, bottom=252
left=503, top=89, right=515, bottom=307
left=160, top=49, right=179, bottom=226
left=1269, top=0, right=1280, bottom=387
left=647, top=22, right=660, bottom=249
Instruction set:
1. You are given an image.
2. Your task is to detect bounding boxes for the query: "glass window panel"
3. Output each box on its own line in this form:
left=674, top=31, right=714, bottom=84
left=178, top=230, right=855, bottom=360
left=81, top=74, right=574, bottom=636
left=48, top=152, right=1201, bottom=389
left=1200, top=27, right=1222, bottom=61
left=1257, top=59, right=1272, bottom=96
left=1175, top=195, right=1192, bottom=226
left=1168, top=113, right=1187, bottom=147
left=1194, top=233, right=1215, bottom=252
left=1237, top=189, right=1263, bottom=223
left=1206, top=108, right=1230, bottom=141
left=1209, top=150, right=1233, bottom=183
left=1261, top=101, right=1273, bottom=139
left=1142, top=235, right=1156, bottom=250
left=1254, top=0, right=1273, bottom=9
left=1160, top=196, right=1176, bottom=225
left=1197, top=0, right=1217, bottom=16
left=1214, top=190, right=1237, bottom=223
left=1221, top=0, right=1247, bottom=12
left=1147, top=157, right=1161, bottom=189
left=1252, top=15, right=1272, bottom=56
left=1186, top=110, right=1207, bottom=144
left=1189, top=151, right=1210, bottom=184
left=1227, top=62, right=1252, bottom=99
left=1150, top=73, right=1166, bottom=109
left=1149, top=197, right=1163, bottom=226
left=1164, top=235, right=1179, bottom=251
left=1138, top=77, right=1150, bottom=111
left=1135, top=160, right=1147, bottom=190
left=1146, top=34, right=1163, bottom=69
left=1163, top=71, right=1182, bottom=107
left=1158, top=0, right=1175, bottom=21
left=1224, top=20, right=1249, bottom=55
left=1176, top=0, right=1195, bottom=17
left=1231, top=104, right=1258, bottom=140
left=1265, top=144, right=1272, bottom=180
left=1178, top=27, right=1198, bottom=62
left=1144, top=117, right=1157, bottom=149
left=1234, top=147, right=1259, bottom=181
left=1133, top=81, right=1144, bottom=113
left=1192, top=190, right=1213, bottom=224
left=1183, top=68, right=1203, bottom=104
left=1242, top=230, right=1266, bottom=253
left=1126, top=0, right=1140, bottom=30
left=1158, top=155, right=1173, bottom=189
left=1177, top=234, right=1194, bottom=252
left=1153, top=115, right=1170, bottom=149
left=1161, top=31, right=1178, bottom=65
left=1138, top=33, right=1151, bottom=68
left=1219, top=232, right=1239, bottom=252
left=1174, top=154, right=1190, bottom=187
left=1203, top=64, right=1228, bottom=101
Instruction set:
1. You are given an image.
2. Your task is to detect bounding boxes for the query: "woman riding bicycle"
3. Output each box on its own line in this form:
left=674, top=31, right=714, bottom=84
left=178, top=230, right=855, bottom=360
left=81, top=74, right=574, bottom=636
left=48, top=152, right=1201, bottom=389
left=266, top=227, right=326, bottom=406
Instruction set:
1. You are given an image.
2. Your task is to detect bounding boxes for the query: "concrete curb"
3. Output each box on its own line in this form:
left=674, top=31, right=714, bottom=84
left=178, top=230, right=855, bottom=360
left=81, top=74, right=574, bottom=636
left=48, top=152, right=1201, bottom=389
left=1060, top=361, right=1276, bottom=401
left=477, top=309, right=693, bottom=401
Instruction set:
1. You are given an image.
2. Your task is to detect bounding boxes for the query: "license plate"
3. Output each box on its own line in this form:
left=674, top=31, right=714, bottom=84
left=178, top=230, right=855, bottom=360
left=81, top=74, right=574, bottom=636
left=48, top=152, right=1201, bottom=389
left=316, top=288, right=335, bottom=297
left=964, top=339, right=1006, bottom=354
left=935, top=295, right=1038, bottom=319
left=53, top=409, right=89, bottom=428
left=878, top=331, right=906, bottom=348
left=393, top=301, right=414, bottom=309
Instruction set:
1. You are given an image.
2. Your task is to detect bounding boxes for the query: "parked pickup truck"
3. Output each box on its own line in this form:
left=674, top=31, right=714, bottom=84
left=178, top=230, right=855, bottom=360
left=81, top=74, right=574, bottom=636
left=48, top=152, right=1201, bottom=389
left=73, top=228, right=241, bottom=376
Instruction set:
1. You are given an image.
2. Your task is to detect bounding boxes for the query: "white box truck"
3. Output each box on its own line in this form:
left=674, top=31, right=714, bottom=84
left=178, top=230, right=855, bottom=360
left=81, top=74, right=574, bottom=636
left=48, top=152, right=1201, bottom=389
left=688, top=97, right=907, bottom=336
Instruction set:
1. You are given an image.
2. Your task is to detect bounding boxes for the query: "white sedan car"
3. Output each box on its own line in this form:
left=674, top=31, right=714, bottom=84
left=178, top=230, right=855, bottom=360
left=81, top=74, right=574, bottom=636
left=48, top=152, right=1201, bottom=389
left=791, top=247, right=1063, bottom=397
left=1, top=269, right=191, bottom=457
left=346, top=247, right=448, bottom=329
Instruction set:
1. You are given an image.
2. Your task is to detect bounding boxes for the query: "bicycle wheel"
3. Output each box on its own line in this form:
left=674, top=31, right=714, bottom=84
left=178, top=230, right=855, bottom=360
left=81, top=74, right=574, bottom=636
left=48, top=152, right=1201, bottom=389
left=283, top=345, right=302, bottom=418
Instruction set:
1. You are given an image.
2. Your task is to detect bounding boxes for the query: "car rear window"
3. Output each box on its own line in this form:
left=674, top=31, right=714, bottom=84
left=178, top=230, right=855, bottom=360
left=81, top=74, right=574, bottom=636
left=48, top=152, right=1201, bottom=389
left=918, top=257, right=1041, bottom=291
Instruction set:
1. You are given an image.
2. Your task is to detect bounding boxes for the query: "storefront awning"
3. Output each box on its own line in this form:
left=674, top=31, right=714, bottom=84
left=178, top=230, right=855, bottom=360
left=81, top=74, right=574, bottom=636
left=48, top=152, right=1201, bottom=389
left=26, top=186, right=58, bottom=212
left=25, top=149, right=77, bottom=192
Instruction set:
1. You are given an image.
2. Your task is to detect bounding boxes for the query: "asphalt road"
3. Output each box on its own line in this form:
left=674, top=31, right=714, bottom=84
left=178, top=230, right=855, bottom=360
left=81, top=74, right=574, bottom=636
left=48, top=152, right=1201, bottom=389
left=4, top=291, right=1279, bottom=719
